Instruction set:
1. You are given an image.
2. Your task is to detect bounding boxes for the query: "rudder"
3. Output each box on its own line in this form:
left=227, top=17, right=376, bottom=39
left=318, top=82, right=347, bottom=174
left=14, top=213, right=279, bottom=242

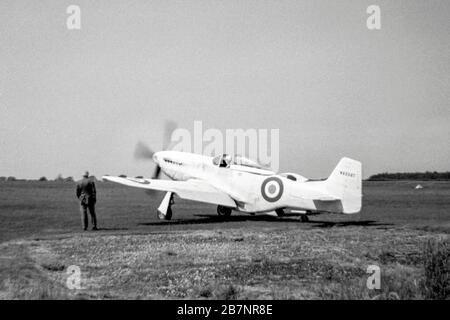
left=325, top=157, right=362, bottom=214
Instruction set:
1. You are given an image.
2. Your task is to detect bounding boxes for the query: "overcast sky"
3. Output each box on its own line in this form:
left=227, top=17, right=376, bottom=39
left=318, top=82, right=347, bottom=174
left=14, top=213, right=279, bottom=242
left=0, top=0, right=449, bottom=179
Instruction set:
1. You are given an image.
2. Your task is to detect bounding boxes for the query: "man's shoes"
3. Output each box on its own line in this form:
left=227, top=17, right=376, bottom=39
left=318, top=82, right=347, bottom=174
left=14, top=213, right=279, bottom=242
left=83, top=228, right=87, bottom=231
left=92, top=227, right=99, bottom=231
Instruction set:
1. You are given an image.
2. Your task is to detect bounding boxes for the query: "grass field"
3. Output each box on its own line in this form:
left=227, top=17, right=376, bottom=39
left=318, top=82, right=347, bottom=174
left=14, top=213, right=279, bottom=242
left=0, top=181, right=449, bottom=299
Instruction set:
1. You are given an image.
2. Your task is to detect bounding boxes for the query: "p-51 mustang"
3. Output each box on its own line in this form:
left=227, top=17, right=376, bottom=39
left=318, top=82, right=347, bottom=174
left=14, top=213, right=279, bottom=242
left=103, top=146, right=362, bottom=222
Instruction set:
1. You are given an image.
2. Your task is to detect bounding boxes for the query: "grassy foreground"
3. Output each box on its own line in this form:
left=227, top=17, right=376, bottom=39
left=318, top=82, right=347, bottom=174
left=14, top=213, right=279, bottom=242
left=1, top=224, right=448, bottom=299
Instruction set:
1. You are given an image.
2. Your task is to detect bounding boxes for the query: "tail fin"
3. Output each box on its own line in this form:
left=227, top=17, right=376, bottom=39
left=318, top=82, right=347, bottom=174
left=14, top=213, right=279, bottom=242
left=325, top=157, right=362, bottom=214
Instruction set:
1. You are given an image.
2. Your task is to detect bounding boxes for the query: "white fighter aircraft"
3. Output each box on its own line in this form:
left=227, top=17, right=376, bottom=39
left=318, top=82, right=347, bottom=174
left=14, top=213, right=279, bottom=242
left=103, top=144, right=362, bottom=222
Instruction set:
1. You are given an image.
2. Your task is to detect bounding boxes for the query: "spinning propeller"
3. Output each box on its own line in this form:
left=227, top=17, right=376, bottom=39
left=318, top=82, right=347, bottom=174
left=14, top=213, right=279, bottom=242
left=134, top=120, right=177, bottom=180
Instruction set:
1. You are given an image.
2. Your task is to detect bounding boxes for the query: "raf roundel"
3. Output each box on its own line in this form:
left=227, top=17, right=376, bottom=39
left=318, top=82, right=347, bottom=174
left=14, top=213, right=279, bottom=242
left=261, top=177, right=284, bottom=202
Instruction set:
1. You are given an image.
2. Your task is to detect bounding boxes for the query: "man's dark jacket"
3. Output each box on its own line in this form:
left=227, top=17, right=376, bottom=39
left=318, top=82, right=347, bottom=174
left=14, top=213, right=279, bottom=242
left=76, top=178, right=96, bottom=205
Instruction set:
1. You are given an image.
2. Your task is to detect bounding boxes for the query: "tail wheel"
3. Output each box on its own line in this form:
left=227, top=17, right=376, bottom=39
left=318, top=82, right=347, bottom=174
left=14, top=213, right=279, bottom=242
left=300, top=214, right=309, bottom=222
left=157, top=207, right=172, bottom=220
left=217, top=205, right=232, bottom=218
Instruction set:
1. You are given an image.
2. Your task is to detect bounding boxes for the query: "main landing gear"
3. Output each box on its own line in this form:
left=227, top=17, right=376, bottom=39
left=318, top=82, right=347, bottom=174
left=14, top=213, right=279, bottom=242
left=157, top=192, right=174, bottom=220
left=217, top=205, right=232, bottom=218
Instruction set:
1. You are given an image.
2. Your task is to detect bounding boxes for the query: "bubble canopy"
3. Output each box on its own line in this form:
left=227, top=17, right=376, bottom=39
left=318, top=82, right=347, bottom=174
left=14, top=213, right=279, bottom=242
left=212, top=154, right=264, bottom=169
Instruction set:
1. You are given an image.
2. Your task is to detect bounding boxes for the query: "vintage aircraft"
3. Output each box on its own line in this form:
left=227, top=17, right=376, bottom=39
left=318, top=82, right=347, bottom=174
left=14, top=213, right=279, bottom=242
left=103, top=145, right=362, bottom=222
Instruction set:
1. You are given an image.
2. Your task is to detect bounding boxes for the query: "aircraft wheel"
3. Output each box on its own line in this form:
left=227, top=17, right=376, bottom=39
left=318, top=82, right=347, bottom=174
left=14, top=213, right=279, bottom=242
left=300, top=214, right=309, bottom=222
left=157, top=207, right=172, bottom=220
left=217, top=206, right=232, bottom=218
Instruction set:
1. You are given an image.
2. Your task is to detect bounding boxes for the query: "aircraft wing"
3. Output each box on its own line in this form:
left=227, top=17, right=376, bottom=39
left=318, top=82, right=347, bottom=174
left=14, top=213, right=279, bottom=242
left=102, top=176, right=237, bottom=208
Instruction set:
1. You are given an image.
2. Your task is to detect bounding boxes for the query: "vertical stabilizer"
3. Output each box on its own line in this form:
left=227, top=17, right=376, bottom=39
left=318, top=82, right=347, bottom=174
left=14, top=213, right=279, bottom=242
left=325, top=157, right=362, bottom=214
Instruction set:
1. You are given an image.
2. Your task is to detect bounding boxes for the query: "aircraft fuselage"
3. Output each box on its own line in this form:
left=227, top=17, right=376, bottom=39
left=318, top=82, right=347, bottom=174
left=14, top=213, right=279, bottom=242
left=152, top=151, right=359, bottom=214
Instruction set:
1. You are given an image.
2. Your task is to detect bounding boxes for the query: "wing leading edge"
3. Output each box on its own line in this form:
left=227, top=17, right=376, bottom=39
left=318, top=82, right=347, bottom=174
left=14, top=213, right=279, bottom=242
left=102, top=176, right=237, bottom=208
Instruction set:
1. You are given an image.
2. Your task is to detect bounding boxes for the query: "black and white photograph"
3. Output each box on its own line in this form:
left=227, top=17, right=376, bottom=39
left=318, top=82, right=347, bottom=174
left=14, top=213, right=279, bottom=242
left=0, top=0, right=449, bottom=306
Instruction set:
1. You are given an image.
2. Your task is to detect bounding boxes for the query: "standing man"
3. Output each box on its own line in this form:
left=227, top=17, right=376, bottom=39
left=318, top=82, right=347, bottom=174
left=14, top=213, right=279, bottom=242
left=76, top=171, right=98, bottom=231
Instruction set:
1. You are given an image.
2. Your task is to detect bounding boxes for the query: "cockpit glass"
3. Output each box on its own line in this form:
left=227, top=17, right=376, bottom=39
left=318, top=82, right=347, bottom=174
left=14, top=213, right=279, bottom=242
left=213, top=154, right=264, bottom=169
left=212, top=155, right=221, bottom=166
left=212, top=154, right=232, bottom=168
left=234, top=155, right=264, bottom=169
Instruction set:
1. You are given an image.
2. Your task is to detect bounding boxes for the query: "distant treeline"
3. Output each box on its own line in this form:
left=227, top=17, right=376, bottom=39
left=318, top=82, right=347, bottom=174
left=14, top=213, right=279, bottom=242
left=368, top=172, right=450, bottom=181
left=3, top=172, right=450, bottom=182
left=0, top=175, right=98, bottom=182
